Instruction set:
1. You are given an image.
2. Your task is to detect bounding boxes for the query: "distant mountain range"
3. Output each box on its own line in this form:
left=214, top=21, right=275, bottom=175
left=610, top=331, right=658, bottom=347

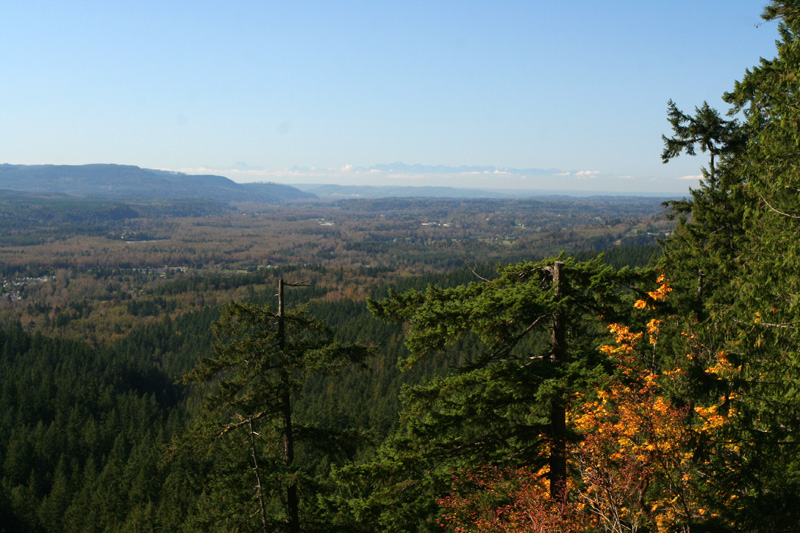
left=0, top=164, right=677, bottom=202
left=0, top=164, right=316, bottom=203
left=293, top=184, right=516, bottom=199
left=359, top=162, right=561, bottom=175
left=293, top=184, right=676, bottom=200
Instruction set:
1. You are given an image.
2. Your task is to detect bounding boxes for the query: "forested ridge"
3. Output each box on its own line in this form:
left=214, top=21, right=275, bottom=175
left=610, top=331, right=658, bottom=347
left=4, top=2, right=800, bottom=531
left=0, top=164, right=316, bottom=203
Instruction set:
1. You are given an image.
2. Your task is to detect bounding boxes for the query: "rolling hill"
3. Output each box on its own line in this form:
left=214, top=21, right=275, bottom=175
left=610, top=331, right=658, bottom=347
left=0, top=164, right=316, bottom=203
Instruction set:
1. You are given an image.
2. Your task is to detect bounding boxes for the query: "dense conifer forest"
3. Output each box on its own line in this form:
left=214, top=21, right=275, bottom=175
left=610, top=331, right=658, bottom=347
left=3, top=2, right=800, bottom=531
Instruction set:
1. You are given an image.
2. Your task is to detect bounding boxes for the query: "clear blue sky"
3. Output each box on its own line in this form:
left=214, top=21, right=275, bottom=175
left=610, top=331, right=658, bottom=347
left=0, top=1, right=781, bottom=193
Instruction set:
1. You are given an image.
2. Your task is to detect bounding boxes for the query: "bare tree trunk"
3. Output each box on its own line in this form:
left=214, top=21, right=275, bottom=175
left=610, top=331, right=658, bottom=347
left=696, top=268, right=704, bottom=320
left=248, top=417, right=269, bottom=533
left=549, top=261, right=567, bottom=501
left=277, top=279, right=299, bottom=532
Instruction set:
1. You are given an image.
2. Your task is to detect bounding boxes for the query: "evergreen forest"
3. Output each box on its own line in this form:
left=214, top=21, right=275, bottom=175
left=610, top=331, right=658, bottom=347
left=3, top=2, right=800, bottom=531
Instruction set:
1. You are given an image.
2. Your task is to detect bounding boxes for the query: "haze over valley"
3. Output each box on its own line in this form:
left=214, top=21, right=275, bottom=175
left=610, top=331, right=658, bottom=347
left=2, top=2, right=800, bottom=531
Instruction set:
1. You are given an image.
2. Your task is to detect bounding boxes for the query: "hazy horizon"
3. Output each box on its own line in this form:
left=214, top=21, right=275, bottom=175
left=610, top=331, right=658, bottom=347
left=2, top=1, right=780, bottom=195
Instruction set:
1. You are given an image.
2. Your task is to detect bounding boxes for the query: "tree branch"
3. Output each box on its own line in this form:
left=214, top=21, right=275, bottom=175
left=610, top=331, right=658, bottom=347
left=759, top=193, right=800, bottom=219
left=463, top=260, right=491, bottom=283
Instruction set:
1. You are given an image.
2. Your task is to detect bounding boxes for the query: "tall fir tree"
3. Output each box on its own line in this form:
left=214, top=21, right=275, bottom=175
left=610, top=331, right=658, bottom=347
left=338, top=257, right=640, bottom=531
left=660, top=100, right=748, bottom=319
left=179, top=280, right=370, bottom=532
left=659, top=2, right=800, bottom=529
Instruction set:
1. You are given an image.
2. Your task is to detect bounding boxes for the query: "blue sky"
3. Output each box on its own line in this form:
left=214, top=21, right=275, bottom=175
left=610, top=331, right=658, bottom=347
left=0, top=1, right=781, bottom=194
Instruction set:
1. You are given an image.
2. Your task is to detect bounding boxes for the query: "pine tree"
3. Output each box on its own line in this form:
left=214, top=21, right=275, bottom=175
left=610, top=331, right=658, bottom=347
left=658, top=2, right=800, bottom=528
left=660, top=100, right=748, bottom=318
left=180, top=279, right=370, bottom=532
left=341, top=257, right=639, bottom=530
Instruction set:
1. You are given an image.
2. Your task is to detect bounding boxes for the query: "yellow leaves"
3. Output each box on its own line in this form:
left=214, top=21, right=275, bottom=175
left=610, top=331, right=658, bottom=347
left=647, top=275, right=672, bottom=301
left=754, top=311, right=761, bottom=323
left=604, top=279, right=669, bottom=359
left=693, top=404, right=717, bottom=418
left=571, top=276, right=739, bottom=530
left=652, top=395, right=671, bottom=414
left=647, top=318, right=663, bottom=344
left=656, top=514, right=672, bottom=531
left=636, top=275, right=672, bottom=310
left=599, top=343, right=617, bottom=356
left=704, top=351, right=741, bottom=380
left=603, top=323, right=643, bottom=358
left=609, top=323, right=644, bottom=343
left=647, top=318, right=663, bottom=332
left=571, top=378, right=711, bottom=530
left=694, top=395, right=739, bottom=434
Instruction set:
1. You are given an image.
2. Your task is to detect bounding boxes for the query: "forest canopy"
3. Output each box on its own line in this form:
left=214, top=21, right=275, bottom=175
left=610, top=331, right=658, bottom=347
left=3, top=1, right=800, bottom=531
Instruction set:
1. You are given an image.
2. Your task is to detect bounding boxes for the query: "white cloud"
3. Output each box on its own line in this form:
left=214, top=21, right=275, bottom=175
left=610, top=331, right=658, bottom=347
left=386, top=173, right=426, bottom=180
left=157, top=163, right=693, bottom=193
left=575, top=170, right=599, bottom=179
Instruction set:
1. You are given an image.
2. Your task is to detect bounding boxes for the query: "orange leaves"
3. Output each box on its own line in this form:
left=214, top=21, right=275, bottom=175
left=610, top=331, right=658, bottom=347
left=572, top=312, right=697, bottom=530
left=647, top=318, right=663, bottom=345
left=693, top=403, right=729, bottom=431
left=601, top=311, right=664, bottom=359
left=573, top=276, right=739, bottom=531
left=693, top=391, right=739, bottom=436
left=571, top=363, right=698, bottom=532
left=438, top=276, right=738, bottom=532
left=608, top=323, right=644, bottom=344
left=576, top=276, right=732, bottom=530
left=600, top=323, right=643, bottom=357
left=648, top=275, right=672, bottom=301
left=437, top=466, right=594, bottom=533
left=704, top=351, right=741, bottom=381
left=634, top=274, right=672, bottom=310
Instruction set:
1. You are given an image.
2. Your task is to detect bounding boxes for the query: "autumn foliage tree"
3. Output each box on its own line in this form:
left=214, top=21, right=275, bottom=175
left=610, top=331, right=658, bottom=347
left=438, top=276, right=742, bottom=532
